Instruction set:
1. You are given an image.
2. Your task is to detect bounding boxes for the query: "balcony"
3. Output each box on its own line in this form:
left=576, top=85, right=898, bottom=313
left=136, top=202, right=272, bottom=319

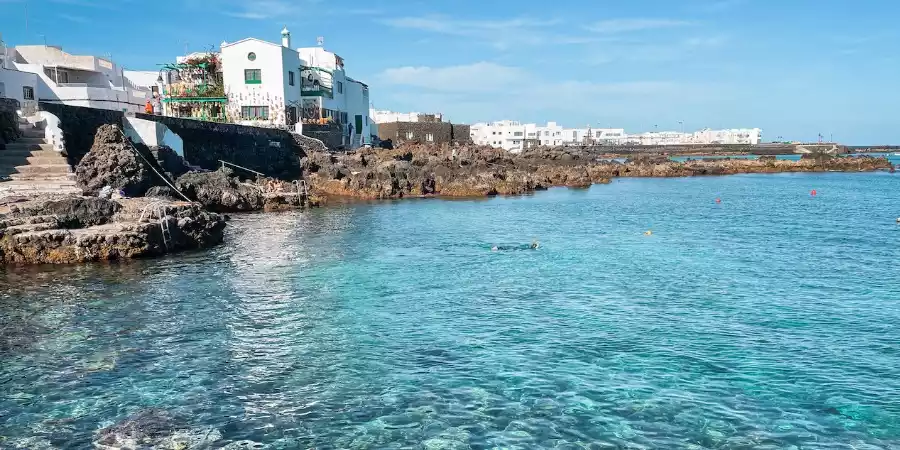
left=163, top=82, right=225, bottom=101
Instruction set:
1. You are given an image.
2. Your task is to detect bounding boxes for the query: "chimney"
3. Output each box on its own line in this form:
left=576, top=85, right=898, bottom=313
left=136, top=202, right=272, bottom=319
left=281, top=26, right=291, bottom=48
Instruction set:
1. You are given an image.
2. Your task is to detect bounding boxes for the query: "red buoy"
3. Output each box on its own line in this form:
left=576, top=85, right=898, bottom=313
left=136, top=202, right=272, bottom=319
left=715, top=198, right=722, bottom=204
left=811, top=190, right=818, bottom=197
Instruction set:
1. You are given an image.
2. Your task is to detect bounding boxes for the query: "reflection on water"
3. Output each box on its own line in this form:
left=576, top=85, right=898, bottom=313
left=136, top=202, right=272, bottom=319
left=1, top=172, right=900, bottom=448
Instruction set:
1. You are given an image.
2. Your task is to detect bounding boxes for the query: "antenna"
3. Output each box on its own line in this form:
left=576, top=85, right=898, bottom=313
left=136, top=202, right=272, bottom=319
left=316, top=36, right=324, bottom=46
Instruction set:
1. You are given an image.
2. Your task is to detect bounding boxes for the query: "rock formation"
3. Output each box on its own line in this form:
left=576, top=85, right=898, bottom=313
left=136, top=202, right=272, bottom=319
left=74, top=125, right=159, bottom=196
left=0, top=195, right=225, bottom=264
left=175, top=168, right=264, bottom=212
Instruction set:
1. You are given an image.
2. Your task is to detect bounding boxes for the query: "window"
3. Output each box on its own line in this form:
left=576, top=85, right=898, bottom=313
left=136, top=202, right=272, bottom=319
left=244, top=69, right=262, bottom=84
left=426, top=133, right=434, bottom=142
left=22, top=86, right=34, bottom=100
left=337, top=81, right=343, bottom=94
left=247, top=52, right=257, bottom=61
left=288, top=71, right=295, bottom=86
left=514, top=132, right=523, bottom=136
left=241, top=106, right=269, bottom=120
left=595, top=131, right=602, bottom=137
left=405, top=131, right=414, bottom=140
left=544, top=131, right=549, bottom=136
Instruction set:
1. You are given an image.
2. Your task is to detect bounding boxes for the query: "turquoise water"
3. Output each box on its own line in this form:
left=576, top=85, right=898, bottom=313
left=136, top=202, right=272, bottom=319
left=2, top=172, right=900, bottom=448
left=670, top=153, right=900, bottom=164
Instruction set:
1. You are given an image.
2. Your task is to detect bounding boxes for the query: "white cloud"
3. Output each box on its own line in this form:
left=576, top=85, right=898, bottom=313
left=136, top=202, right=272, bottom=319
left=379, top=15, right=594, bottom=50
left=379, top=62, right=530, bottom=93
left=585, top=18, right=693, bottom=34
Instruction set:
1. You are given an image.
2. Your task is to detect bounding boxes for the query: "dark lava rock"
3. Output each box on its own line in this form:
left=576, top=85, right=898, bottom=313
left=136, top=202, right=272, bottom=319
left=151, top=145, right=190, bottom=179
left=9, top=197, right=121, bottom=228
left=145, top=186, right=178, bottom=199
left=75, top=125, right=157, bottom=197
left=175, top=169, right=264, bottom=212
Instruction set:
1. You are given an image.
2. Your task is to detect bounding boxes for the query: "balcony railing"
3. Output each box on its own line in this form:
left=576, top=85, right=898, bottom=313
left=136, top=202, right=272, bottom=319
left=164, top=82, right=225, bottom=99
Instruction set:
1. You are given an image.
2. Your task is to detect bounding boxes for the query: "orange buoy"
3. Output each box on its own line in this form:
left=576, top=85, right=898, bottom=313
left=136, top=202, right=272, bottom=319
left=811, top=190, right=818, bottom=197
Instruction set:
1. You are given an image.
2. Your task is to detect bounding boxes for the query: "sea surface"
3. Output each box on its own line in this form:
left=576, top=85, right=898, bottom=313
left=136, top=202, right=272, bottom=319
left=1, top=172, right=899, bottom=449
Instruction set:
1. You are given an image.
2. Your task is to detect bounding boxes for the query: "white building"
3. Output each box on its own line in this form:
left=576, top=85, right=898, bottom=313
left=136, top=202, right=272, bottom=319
left=7, top=44, right=151, bottom=114
left=470, top=121, right=627, bottom=152
left=471, top=120, right=760, bottom=150
left=216, top=28, right=373, bottom=147
left=0, top=34, right=39, bottom=115
left=297, top=45, right=372, bottom=146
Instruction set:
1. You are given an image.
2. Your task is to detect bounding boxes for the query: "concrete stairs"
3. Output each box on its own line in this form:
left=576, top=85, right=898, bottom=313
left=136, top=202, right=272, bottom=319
left=0, top=117, right=81, bottom=197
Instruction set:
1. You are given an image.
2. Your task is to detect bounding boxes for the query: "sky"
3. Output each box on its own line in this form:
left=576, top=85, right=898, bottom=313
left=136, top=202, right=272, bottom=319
left=1, top=0, right=899, bottom=144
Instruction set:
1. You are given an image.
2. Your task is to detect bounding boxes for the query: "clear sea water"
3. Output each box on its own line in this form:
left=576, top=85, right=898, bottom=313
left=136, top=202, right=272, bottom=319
left=669, top=153, right=900, bottom=164
left=1, top=172, right=899, bottom=449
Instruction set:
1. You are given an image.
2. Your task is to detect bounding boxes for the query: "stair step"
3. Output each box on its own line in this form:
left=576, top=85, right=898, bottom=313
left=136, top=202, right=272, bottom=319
left=8, top=173, right=76, bottom=181
left=12, top=137, right=45, bottom=145
left=2, top=143, right=56, bottom=152
left=10, top=164, right=73, bottom=175
left=18, top=129, right=45, bottom=138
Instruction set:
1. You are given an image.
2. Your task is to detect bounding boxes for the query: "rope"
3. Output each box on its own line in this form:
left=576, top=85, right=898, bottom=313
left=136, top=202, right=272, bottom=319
left=115, top=127, right=192, bottom=203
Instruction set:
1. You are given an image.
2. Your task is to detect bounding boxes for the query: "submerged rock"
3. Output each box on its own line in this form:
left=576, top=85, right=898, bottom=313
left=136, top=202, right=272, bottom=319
left=94, top=409, right=224, bottom=450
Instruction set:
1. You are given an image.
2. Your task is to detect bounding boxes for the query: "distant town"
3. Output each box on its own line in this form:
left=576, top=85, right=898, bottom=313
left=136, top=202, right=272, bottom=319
left=1, top=28, right=761, bottom=152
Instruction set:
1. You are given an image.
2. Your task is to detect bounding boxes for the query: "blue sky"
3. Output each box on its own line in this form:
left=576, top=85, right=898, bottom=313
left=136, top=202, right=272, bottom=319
left=2, top=0, right=899, bottom=143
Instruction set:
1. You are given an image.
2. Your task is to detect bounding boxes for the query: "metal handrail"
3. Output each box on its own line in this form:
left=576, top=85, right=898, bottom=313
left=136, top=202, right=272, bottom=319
left=219, top=160, right=265, bottom=178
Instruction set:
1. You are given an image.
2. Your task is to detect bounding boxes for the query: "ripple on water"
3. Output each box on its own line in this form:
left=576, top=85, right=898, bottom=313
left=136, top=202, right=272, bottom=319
left=1, top=173, right=900, bottom=448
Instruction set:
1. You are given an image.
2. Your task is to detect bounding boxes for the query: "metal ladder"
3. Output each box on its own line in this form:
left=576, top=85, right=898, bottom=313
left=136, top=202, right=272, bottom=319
left=293, top=179, right=309, bottom=205
left=139, top=201, right=172, bottom=251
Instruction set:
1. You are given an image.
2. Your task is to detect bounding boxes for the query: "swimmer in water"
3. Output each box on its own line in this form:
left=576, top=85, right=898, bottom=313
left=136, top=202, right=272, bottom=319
left=531, top=240, right=540, bottom=249
left=644, top=230, right=653, bottom=236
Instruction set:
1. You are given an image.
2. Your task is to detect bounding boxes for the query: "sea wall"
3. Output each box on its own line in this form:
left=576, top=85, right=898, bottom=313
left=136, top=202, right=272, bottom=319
left=135, top=114, right=302, bottom=179
left=377, top=122, right=472, bottom=145
left=36, top=103, right=303, bottom=180
left=39, top=102, right=124, bottom=165
left=302, top=123, right=343, bottom=150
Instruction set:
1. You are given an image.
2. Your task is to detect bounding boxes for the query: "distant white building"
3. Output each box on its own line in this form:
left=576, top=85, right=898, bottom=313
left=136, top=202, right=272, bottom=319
left=471, top=120, right=760, bottom=151
left=470, top=120, right=627, bottom=152
left=7, top=44, right=152, bottom=114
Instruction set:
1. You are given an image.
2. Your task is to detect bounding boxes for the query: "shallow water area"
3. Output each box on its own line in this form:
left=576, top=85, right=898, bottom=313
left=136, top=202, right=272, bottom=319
left=1, top=172, right=899, bottom=449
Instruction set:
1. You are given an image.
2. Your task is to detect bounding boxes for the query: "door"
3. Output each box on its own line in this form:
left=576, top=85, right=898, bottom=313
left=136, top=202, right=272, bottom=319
left=355, top=115, right=363, bottom=134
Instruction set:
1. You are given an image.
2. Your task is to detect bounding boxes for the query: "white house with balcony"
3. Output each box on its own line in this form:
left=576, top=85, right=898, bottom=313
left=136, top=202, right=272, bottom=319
left=7, top=44, right=152, bottom=113
left=298, top=45, right=372, bottom=147
left=216, top=28, right=373, bottom=147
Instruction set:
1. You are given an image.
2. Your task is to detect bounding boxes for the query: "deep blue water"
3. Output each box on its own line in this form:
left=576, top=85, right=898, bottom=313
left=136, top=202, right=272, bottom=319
left=2, top=172, right=900, bottom=449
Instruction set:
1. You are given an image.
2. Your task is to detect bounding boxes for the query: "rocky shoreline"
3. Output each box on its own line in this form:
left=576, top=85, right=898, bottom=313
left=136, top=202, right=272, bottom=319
left=299, top=144, right=894, bottom=200
left=0, top=125, right=893, bottom=265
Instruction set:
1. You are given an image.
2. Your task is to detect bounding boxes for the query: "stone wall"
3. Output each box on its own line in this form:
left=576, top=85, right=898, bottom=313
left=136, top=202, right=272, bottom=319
left=377, top=122, right=471, bottom=145
left=302, top=123, right=343, bottom=150
left=136, top=114, right=302, bottom=179
left=35, top=104, right=305, bottom=179
left=0, top=98, right=22, bottom=147
left=39, top=102, right=123, bottom=165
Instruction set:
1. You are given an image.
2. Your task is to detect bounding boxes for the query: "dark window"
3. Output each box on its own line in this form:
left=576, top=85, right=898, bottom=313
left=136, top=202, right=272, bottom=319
left=288, top=71, right=295, bottom=86
left=248, top=52, right=257, bottom=61
left=23, top=86, right=34, bottom=100
left=241, top=106, right=269, bottom=120
left=244, top=69, right=262, bottom=84
left=337, top=81, right=343, bottom=94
